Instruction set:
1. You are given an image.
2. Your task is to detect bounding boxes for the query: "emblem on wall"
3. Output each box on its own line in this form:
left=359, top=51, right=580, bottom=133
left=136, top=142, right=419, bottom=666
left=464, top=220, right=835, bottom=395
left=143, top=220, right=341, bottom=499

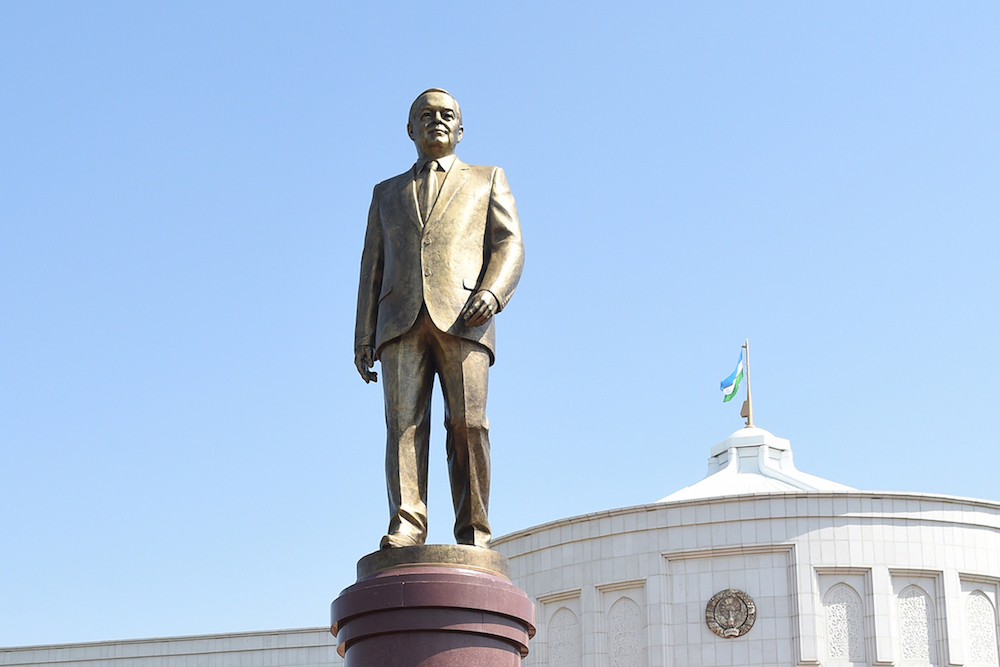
left=705, top=589, right=756, bottom=638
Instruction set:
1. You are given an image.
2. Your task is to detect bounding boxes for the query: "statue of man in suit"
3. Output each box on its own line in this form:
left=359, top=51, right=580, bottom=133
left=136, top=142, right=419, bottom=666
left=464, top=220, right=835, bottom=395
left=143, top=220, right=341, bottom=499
left=354, top=89, right=524, bottom=550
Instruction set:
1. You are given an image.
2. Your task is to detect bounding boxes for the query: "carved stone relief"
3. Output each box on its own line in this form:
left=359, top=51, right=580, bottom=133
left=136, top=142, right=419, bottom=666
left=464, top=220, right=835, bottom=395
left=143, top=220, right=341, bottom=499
left=899, top=585, right=935, bottom=662
left=967, top=591, right=1000, bottom=666
left=608, top=597, right=642, bottom=667
left=706, top=589, right=756, bottom=638
left=549, top=607, right=581, bottom=667
left=824, top=583, right=865, bottom=662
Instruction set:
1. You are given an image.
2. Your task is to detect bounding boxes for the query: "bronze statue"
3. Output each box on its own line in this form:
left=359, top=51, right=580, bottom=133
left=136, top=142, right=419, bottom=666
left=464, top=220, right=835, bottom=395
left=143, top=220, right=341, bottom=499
left=354, top=89, right=524, bottom=550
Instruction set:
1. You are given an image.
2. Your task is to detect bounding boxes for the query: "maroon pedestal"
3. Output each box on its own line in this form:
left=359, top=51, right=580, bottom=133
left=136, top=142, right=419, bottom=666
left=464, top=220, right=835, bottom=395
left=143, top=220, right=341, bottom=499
left=331, top=547, right=535, bottom=667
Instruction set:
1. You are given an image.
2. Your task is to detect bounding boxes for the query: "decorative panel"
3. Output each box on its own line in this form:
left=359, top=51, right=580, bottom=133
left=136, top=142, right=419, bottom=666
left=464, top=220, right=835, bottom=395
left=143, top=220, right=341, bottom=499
left=608, top=597, right=642, bottom=667
left=548, top=607, right=581, bottom=667
left=967, top=590, right=1000, bottom=666
left=824, top=583, right=865, bottom=662
left=899, top=585, right=935, bottom=663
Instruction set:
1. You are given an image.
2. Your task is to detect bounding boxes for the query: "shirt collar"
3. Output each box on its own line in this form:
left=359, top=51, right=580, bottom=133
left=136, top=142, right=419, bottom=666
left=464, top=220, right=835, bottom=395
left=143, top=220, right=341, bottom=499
left=414, top=154, right=457, bottom=175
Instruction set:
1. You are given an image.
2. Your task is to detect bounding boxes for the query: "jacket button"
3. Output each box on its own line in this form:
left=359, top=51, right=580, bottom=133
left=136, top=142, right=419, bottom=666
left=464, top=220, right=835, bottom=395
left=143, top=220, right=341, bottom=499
left=423, top=239, right=430, bottom=246
left=423, top=269, right=431, bottom=276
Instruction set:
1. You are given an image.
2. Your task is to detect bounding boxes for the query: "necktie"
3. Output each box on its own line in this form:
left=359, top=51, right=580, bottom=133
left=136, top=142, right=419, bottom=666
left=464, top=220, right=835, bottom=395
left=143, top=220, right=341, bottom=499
left=418, top=160, right=440, bottom=222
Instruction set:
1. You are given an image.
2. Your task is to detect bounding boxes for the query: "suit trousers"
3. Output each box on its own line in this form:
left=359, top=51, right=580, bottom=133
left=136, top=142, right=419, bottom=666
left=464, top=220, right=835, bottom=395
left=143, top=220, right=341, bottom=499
left=378, top=307, right=492, bottom=548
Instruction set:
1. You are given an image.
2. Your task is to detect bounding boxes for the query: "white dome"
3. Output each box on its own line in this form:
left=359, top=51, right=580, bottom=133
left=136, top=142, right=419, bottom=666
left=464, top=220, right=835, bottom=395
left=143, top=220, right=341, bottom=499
left=657, top=425, right=854, bottom=502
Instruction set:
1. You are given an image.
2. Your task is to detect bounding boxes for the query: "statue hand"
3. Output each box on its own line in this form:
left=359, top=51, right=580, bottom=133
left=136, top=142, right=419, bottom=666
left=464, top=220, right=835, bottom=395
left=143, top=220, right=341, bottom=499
left=462, top=290, right=499, bottom=327
left=355, top=345, right=378, bottom=383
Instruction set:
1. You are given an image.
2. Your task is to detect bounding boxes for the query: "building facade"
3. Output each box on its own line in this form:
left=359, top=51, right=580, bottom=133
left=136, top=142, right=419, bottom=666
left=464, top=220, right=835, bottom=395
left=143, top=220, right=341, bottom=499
left=491, top=427, right=1000, bottom=666
left=5, top=427, right=1000, bottom=667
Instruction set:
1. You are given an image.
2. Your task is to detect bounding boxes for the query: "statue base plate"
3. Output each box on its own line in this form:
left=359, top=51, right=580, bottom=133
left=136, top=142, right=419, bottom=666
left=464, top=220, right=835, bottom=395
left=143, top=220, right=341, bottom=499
left=331, top=546, right=535, bottom=666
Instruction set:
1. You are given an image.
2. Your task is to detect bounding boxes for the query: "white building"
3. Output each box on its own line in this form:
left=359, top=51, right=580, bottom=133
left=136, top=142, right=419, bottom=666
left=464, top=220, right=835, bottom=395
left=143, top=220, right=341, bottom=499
left=492, top=426, right=1000, bottom=666
left=5, top=426, right=1000, bottom=667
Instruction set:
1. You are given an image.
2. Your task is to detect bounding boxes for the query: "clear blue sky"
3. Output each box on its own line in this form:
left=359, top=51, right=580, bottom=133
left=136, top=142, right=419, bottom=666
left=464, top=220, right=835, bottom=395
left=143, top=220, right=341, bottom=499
left=2, top=1, right=998, bottom=647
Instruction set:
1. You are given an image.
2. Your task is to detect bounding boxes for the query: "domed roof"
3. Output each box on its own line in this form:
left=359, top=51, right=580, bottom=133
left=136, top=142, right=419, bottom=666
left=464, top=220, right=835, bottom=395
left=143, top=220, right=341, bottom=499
left=657, top=426, right=855, bottom=502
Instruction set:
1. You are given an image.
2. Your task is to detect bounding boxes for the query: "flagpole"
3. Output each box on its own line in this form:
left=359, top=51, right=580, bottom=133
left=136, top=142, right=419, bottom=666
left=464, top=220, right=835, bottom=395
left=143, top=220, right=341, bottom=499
left=744, top=338, right=754, bottom=428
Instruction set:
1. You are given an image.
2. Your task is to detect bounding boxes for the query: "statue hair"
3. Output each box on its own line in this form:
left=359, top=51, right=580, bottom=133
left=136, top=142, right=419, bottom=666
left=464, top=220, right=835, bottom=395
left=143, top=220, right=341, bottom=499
left=409, top=88, right=462, bottom=125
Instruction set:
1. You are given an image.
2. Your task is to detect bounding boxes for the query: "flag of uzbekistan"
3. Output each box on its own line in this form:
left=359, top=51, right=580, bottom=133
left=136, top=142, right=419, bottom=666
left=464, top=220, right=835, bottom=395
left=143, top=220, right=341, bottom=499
left=720, top=351, right=744, bottom=403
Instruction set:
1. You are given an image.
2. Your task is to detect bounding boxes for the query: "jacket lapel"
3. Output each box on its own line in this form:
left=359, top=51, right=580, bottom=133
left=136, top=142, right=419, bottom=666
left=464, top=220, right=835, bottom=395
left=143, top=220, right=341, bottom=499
left=401, top=170, right=423, bottom=230
left=425, top=160, right=470, bottom=229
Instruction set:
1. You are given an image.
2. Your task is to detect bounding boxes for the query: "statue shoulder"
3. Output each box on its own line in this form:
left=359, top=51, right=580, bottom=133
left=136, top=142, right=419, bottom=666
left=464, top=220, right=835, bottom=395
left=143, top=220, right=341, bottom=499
left=462, top=163, right=506, bottom=181
left=372, top=170, right=413, bottom=197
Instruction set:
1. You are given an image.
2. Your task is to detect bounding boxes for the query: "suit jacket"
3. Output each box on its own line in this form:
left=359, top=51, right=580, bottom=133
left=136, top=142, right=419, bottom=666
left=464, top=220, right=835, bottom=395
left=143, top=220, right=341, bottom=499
left=355, top=158, right=524, bottom=364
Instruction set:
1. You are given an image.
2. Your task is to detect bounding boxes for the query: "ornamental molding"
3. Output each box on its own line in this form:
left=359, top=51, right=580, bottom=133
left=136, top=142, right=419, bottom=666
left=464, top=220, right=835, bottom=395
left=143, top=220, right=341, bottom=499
left=537, top=588, right=582, bottom=604
left=664, top=543, right=794, bottom=562
left=596, top=579, right=646, bottom=593
left=888, top=567, right=943, bottom=579
left=814, top=566, right=871, bottom=576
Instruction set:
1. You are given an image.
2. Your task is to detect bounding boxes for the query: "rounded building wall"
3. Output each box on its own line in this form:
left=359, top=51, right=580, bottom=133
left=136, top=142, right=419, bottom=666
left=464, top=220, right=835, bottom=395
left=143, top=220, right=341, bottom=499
left=492, top=491, right=1000, bottom=667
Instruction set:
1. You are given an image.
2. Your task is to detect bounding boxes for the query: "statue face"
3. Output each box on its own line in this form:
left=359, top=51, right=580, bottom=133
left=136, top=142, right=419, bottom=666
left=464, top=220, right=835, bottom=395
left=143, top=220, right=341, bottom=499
left=407, top=91, right=463, bottom=158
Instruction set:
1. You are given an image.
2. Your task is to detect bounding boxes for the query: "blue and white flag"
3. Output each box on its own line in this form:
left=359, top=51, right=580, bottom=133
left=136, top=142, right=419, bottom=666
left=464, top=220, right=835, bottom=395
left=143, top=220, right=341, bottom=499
left=720, top=351, right=744, bottom=403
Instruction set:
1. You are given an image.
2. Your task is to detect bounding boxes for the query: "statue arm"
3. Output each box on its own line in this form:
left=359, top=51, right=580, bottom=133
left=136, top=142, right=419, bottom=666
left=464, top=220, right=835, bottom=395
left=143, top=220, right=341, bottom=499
left=462, top=168, right=523, bottom=328
left=354, top=186, right=383, bottom=382
left=461, top=168, right=523, bottom=327
left=479, top=167, right=524, bottom=312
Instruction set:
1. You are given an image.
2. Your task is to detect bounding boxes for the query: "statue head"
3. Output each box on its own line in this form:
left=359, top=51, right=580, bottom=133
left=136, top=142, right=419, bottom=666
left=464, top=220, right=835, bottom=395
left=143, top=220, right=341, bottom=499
left=407, top=88, right=463, bottom=160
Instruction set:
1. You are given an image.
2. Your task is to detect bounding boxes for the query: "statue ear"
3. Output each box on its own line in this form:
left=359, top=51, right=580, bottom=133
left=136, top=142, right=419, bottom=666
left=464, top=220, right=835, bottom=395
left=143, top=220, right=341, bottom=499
left=406, top=122, right=414, bottom=139
left=455, top=125, right=464, bottom=144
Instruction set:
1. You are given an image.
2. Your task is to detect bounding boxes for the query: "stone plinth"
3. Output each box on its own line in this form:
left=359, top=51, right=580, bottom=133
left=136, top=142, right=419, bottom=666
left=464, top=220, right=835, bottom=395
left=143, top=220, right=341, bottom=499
left=331, top=545, right=535, bottom=667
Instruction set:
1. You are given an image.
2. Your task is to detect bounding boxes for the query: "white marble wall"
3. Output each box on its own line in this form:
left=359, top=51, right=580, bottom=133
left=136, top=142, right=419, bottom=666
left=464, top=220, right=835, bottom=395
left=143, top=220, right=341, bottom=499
left=493, top=491, right=1000, bottom=667
left=0, top=629, right=343, bottom=667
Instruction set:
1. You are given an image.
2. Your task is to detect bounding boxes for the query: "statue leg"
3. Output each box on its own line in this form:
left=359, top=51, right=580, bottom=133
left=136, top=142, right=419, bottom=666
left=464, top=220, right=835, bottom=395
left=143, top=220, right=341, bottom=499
left=378, top=323, right=434, bottom=548
left=433, top=332, right=492, bottom=548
